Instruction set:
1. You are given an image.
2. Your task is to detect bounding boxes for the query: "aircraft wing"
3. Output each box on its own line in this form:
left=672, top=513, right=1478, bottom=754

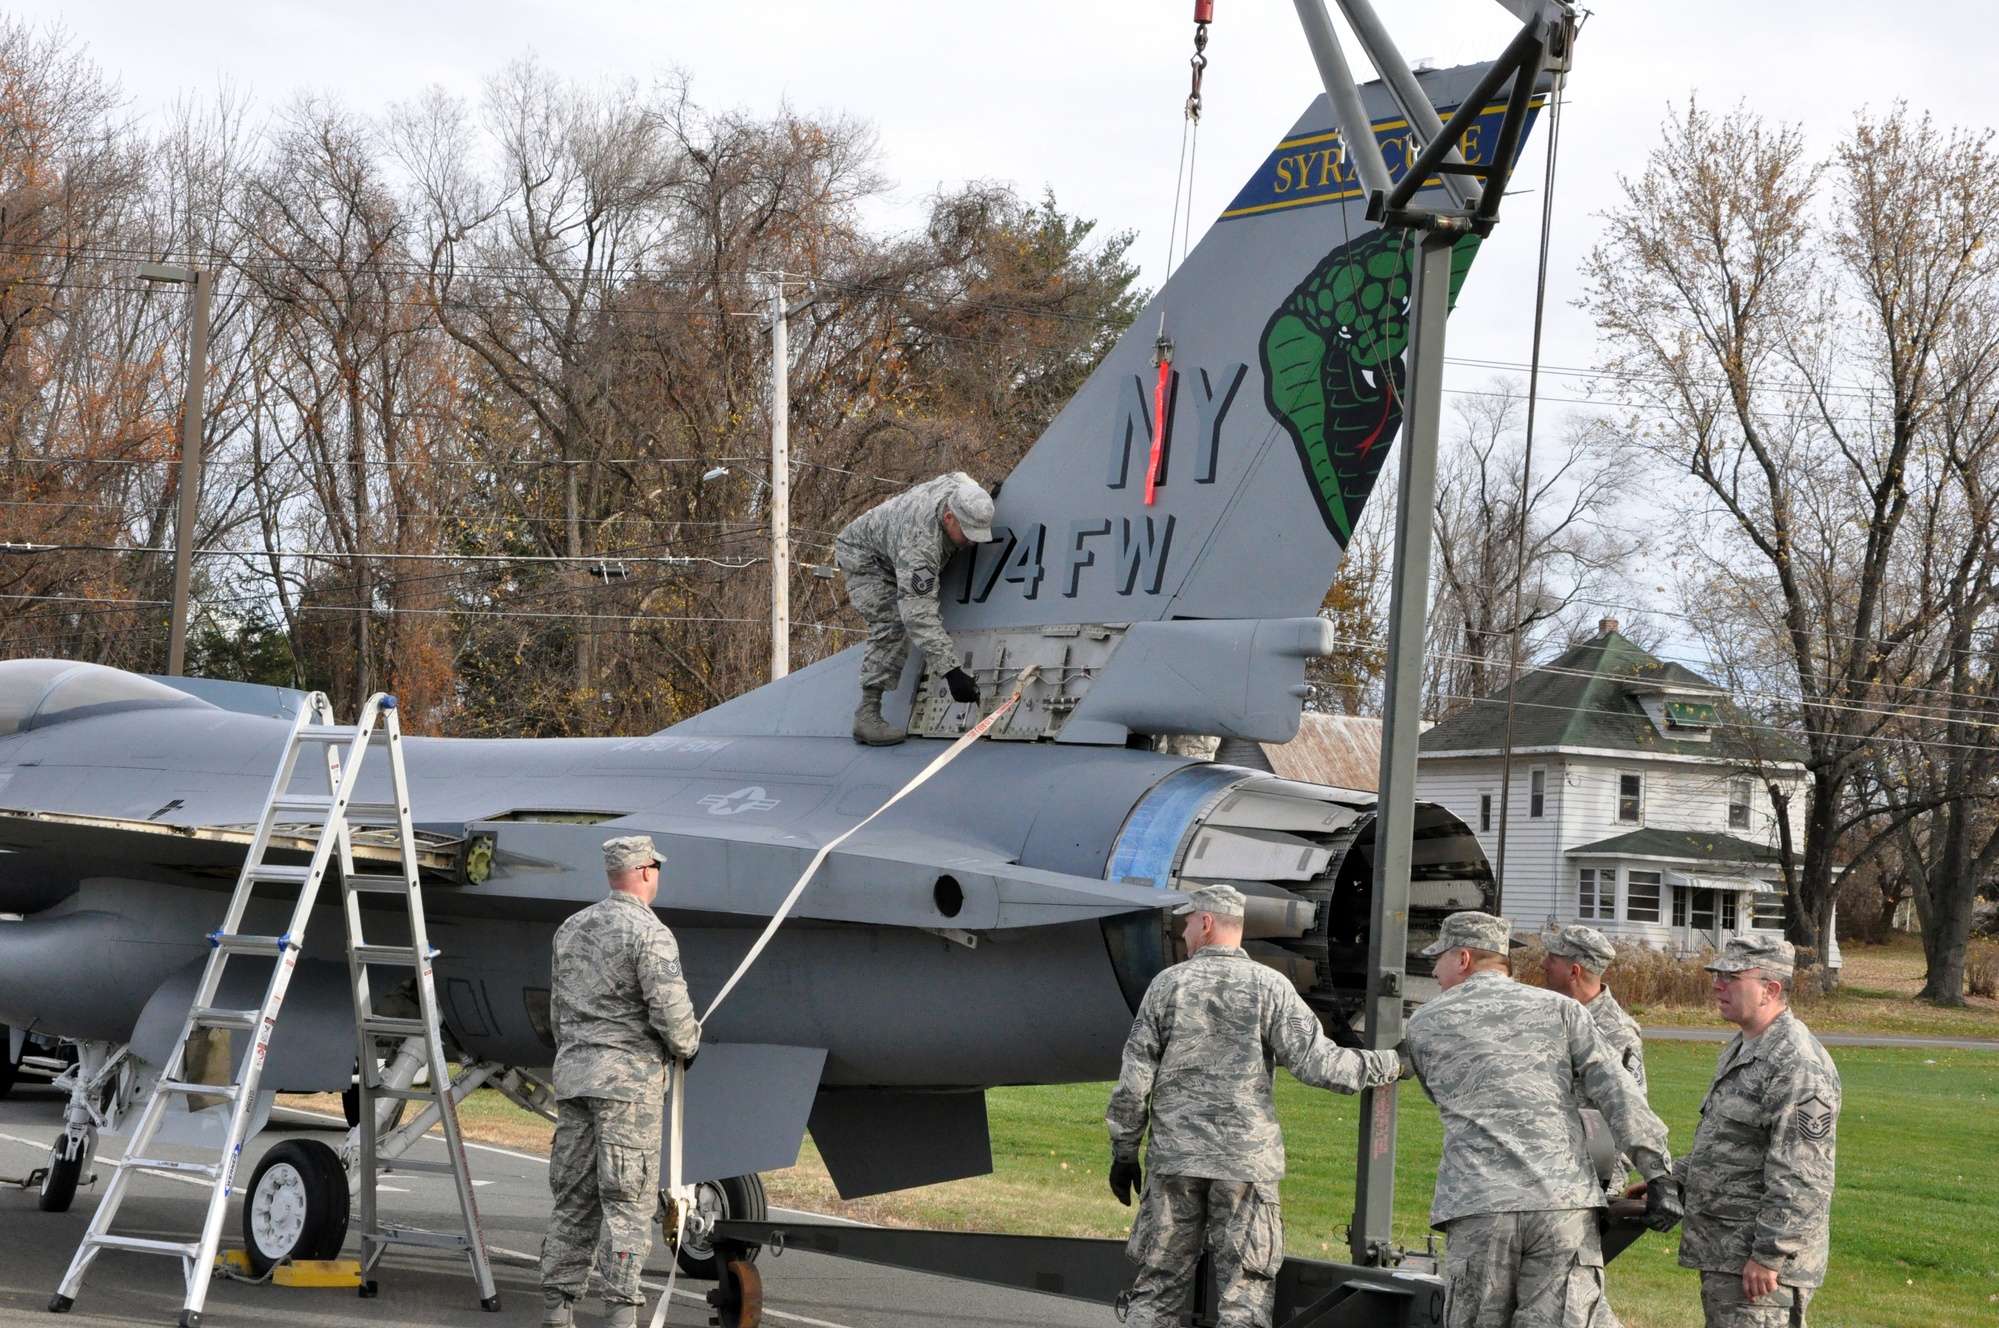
left=0, top=806, right=1180, bottom=933
left=0, top=807, right=468, bottom=887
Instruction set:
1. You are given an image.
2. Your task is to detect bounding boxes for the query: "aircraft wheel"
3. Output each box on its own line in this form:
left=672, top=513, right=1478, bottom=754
left=341, top=1085, right=408, bottom=1133
left=39, top=1133, right=86, bottom=1212
left=243, top=1139, right=350, bottom=1273
left=0, top=1027, right=20, bottom=1099
left=705, top=1258, right=763, bottom=1328
left=676, top=1173, right=767, bottom=1279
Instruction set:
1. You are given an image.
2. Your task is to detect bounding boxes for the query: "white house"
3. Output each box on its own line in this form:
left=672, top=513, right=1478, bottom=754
left=1414, top=620, right=1834, bottom=963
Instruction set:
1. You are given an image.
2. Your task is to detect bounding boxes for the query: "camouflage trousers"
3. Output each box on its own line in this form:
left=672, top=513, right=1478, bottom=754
left=1123, top=1174, right=1284, bottom=1328
left=1699, top=1273, right=1813, bottom=1328
left=838, top=561, right=914, bottom=691
left=1441, top=1208, right=1606, bottom=1328
left=540, top=1095, right=662, bottom=1306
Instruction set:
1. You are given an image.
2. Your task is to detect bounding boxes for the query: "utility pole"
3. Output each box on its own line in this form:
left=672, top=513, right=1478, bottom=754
left=768, top=276, right=791, bottom=681
left=142, top=262, right=213, bottom=677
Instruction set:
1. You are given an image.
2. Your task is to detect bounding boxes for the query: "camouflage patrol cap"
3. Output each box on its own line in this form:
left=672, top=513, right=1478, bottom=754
left=1705, top=933, right=1795, bottom=978
left=602, top=834, right=664, bottom=872
left=1420, top=910, right=1524, bottom=956
left=1544, top=924, right=1617, bottom=974
left=1172, top=883, right=1246, bottom=918
left=944, top=477, right=997, bottom=543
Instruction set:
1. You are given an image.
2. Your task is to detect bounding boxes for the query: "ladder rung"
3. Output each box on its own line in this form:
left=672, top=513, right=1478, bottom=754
left=346, top=874, right=412, bottom=895
left=211, top=934, right=288, bottom=957
left=297, top=727, right=392, bottom=746
left=296, top=726, right=363, bottom=743
left=153, top=1080, right=240, bottom=1102
left=352, top=944, right=421, bottom=965
left=119, top=1155, right=223, bottom=1177
left=369, top=1226, right=470, bottom=1250
left=346, top=801, right=406, bottom=823
left=191, top=1007, right=260, bottom=1031
left=86, top=1233, right=199, bottom=1258
left=246, top=864, right=314, bottom=885
left=270, top=793, right=336, bottom=815
left=360, top=1017, right=428, bottom=1038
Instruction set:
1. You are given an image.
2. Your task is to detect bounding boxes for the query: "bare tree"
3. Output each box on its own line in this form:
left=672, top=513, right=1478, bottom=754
left=1586, top=101, right=1999, bottom=990
left=1424, top=382, right=1632, bottom=718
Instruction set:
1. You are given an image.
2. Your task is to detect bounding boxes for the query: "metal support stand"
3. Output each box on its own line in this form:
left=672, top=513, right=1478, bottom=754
left=1350, top=229, right=1459, bottom=1266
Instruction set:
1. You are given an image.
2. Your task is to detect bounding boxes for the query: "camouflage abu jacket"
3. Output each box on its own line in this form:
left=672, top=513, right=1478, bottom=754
left=1674, top=1009, right=1840, bottom=1286
left=833, top=472, right=969, bottom=677
left=1106, top=944, right=1401, bottom=1183
left=1404, top=971, right=1670, bottom=1226
left=549, top=891, right=702, bottom=1101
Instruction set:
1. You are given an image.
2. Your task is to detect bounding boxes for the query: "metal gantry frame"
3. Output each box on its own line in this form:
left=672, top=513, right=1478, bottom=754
left=1293, top=0, right=1576, bottom=1268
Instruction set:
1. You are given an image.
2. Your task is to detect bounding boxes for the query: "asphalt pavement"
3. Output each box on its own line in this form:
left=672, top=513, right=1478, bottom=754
left=0, top=1081, right=1118, bottom=1328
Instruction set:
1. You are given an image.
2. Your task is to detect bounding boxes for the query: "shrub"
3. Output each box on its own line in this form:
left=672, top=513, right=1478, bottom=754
left=1968, top=940, right=1999, bottom=1000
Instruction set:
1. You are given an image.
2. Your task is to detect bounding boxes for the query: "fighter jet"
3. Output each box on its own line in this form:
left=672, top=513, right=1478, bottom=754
left=0, top=61, right=1524, bottom=1267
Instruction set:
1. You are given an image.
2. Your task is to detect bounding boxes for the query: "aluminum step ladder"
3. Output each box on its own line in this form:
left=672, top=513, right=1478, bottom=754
left=49, top=692, right=498, bottom=1326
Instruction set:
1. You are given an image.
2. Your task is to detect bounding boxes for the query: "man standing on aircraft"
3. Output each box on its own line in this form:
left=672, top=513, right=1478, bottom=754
left=1628, top=936, right=1840, bottom=1328
left=541, top=836, right=702, bottom=1328
left=1106, top=884, right=1405, bottom=1328
left=1404, top=912, right=1681, bottom=1328
left=835, top=471, right=998, bottom=746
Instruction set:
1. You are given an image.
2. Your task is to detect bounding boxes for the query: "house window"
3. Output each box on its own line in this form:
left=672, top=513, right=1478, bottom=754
left=1753, top=892, right=1786, bottom=930
left=1720, top=892, right=1739, bottom=930
left=1728, top=776, right=1753, bottom=831
left=1670, top=885, right=1688, bottom=927
left=1529, top=768, right=1546, bottom=819
left=1578, top=867, right=1598, bottom=920
left=1627, top=870, right=1662, bottom=923
left=1480, top=794, right=1492, bottom=833
left=1618, top=773, right=1643, bottom=824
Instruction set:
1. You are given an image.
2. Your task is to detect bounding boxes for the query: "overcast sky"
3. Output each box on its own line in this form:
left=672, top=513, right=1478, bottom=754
left=12, top=0, right=1989, bottom=653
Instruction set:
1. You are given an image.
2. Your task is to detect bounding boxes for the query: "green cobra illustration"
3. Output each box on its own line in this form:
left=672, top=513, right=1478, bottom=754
left=1260, top=229, right=1481, bottom=544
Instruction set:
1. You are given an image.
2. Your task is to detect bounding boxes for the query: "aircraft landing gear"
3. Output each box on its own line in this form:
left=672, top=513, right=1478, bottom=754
left=244, top=1139, right=351, bottom=1274
left=39, top=1130, right=87, bottom=1212
left=675, top=1173, right=767, bottom=1279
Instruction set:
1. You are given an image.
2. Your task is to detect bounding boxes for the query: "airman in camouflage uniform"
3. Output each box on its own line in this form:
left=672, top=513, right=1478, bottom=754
left=1106, top=885, right=1404, bottom=1328
left=834, top=472, right=997, bottom=745
left=1543, top=924, right=1650, bottom=1328
left=1671, top=936, right=1840, bottom=1328
left=1404, top=913, right=1677, bottom=1328
left=540, top=836, right=702, bottom=1328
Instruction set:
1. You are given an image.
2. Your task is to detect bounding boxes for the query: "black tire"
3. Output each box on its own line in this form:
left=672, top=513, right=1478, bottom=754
left=342, top=1085, right=408, bottom=1132
left=675, top=1173, right=767, bottom=1279
left=38, top=1134, right=85, bottom=1212
left=242, top=1139, right=350, bottom=1273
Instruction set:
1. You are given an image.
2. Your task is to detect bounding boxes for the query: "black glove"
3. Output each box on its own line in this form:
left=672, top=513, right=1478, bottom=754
left=1108, top=1157, right=1142, bottom=1207
left=1394, top=1039, right=1416, bottom=1081
left=944, top=667, right=980, bottom=704
left=1641, top=1175, right=1684, bottom=1232
left=678, top=1047, right=699, bottom=1072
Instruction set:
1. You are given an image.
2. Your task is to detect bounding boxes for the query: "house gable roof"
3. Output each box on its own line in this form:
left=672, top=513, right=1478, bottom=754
left=1417, top=630, right=1806, bottom=764
left=1566, top=827, right=1780, bottom=866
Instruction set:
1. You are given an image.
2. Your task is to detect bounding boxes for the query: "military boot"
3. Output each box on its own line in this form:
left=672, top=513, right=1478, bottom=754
left=541, top=1290, right=575, bottom=1327
left=852, top=688, right=906, bottom=746
left=601, top=1303, right=639, bottom=1328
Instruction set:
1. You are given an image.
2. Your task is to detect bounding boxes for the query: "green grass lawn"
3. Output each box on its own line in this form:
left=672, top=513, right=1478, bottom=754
left=865, top=1043, right=1999, bottom=1328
